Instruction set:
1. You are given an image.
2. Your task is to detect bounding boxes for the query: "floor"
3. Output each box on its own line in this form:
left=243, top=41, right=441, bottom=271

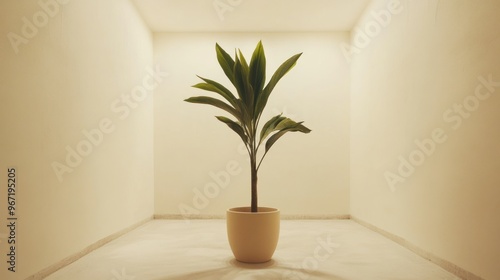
left=45, top=219, right=461, bottom=280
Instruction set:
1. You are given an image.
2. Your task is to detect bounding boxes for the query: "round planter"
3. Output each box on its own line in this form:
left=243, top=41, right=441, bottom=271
left=226, top=207, right=280, bottom=263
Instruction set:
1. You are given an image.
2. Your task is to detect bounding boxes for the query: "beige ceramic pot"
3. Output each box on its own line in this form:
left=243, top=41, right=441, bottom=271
left=226, top=207, right=280, bottom=263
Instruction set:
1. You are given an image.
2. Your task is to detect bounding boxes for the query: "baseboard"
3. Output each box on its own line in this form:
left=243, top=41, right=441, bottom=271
left=351, top=216, right=484, bottom=280
left=26, top=216, right=153, bottom=280
left=154, top=214, right=351, bottom=220
left=155, top=214, right=225, bottom=219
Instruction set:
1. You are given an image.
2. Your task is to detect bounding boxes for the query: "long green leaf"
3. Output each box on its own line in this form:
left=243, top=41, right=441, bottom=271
left=259, top=114, right=286, bottom=142
left=249, top=41, right=266, bottom=99
left=184, top=96, right=240, bottom=121
left=238, top=49, right=249, bottom=70
left=233, top=53, right=254, bottom=112
left=265, top=120, right=311, bottom=152
left=239, top=50, right=255, bottom=110
left=193, top=76, right=238, bottom=107
left=216, top=43, right=235, bottom=85
left=216, top=116, right=248, bottom=144
left=274, top=118, right=301, bottom=131
left=233, top=54, right=245, bottom=100
left=255, top=53, right=302, bottom=117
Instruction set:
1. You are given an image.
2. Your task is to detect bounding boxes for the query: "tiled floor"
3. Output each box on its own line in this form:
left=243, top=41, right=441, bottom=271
left=45, top=219, right=460, bottom=280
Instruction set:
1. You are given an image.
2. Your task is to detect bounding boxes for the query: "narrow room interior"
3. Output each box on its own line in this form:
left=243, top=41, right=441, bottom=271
left=0, top=0, right=499, bottom=279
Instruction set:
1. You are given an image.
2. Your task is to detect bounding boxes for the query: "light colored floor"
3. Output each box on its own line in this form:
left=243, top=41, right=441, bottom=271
left=45, top=219, right=461, bottom=280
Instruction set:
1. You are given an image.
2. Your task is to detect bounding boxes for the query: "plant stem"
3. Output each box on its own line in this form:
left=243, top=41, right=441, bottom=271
left=251, top=157, right=258, bottom=212
left=249, top=119, right=258, bottom=213
left=256, top=150, right=269, bottom=172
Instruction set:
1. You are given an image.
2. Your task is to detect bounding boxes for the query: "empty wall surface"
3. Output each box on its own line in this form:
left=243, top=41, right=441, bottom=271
left=350, top=0, right=500, bottom=279
left=0, top=0, right=154, bottom=279
left=154, top=32, right=350, bottom=217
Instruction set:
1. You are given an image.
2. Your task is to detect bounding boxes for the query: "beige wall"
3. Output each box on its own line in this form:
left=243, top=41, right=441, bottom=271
left=350, top=0, right=500, bottom=279
left=154, top=32, right=350, bottom=217
left=0, top=0, right=154, bottom=279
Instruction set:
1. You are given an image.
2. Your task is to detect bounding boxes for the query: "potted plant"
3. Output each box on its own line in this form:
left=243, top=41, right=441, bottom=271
left=185, top=41, right=310, bottom=263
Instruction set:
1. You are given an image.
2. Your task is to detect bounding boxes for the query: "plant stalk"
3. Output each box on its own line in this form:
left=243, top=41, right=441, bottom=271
left=251, top=157, right=258, bottom=212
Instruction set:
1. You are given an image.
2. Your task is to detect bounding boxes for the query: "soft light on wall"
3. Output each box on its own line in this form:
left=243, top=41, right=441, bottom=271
left=350, top=0, right=500, bottom=279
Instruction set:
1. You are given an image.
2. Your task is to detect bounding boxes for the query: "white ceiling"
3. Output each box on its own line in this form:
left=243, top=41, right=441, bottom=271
left=131, top=0, right=371, bottom=32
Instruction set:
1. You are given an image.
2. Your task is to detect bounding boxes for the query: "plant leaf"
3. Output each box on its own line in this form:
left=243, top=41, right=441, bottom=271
left=184, top=96, right=240, bottom=121
left=265, top=119, right=311, bottom=152
left=233, top=54, right=245, bottom=100
left=193, top=76, right=238, bottom=107
left=249, top=41, right=266, bottom=101
left=233, top=51, right=254, bottom=112
left=259, top=114, right=286, bottom=142
left=216, top=43, right=235, bottom=85
left=216, top=116, right=248, bottom=144
left=255, top=53, right=302, bottom=117
left=274, top=118, right=301, bottom=131
left=238, top=49, right=249, bottom=70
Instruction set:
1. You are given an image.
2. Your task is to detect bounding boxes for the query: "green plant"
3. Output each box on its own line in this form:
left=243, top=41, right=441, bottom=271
left=185, top=41, right=311, bottom=212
